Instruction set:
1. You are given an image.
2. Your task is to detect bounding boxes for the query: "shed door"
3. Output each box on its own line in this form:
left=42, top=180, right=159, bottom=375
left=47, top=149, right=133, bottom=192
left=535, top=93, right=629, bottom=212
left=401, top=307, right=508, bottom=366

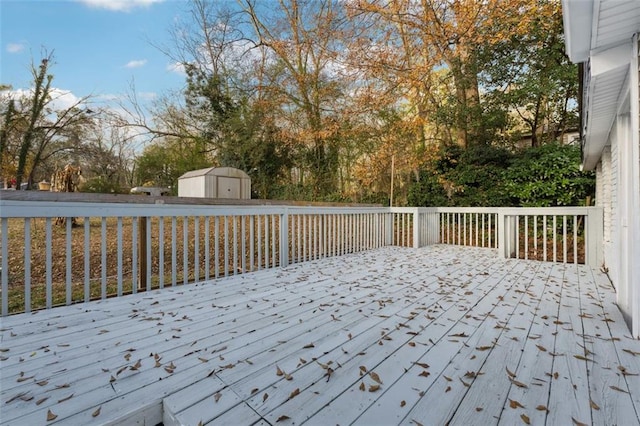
left=218, top=176, right=240, bottom=198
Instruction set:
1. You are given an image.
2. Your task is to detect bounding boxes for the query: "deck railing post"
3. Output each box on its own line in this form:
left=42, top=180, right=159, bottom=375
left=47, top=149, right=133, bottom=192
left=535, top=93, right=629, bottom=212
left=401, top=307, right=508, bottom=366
left=280, top=208, right=289, bottom=267
left=413, top=208, right=421, bottom=248
left=385, top=212, right=393, bottom=246
left=586, top=207, right=604, bottom=267
left=497, top=211, right=516, bottom=259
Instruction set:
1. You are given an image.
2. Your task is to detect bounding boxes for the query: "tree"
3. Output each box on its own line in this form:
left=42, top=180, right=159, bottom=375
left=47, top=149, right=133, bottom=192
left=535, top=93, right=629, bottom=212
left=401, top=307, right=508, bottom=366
left=240, top=0, right=350, bottom=197
left=2, top=53, right=94, bottom=189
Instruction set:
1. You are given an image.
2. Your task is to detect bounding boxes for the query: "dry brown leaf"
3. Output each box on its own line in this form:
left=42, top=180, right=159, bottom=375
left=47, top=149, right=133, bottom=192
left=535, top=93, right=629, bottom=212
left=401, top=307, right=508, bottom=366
left=276, top=366, right=284, bottom=376
left=400, top=400, right=406, bottom=407
left=415, top=362, right=430, bottom=369
left=214, top=392, right=222, bottom=403
left=520, top=414, right=530, bottom=424
left=303, top=343, right=315, bottom=349
left=198, top=357, right=208, bottom=363
left=36, top=397, right=49, bottom=405
left=536, top=405, right=548, bottom=412
left=572, top=417, right=588, bottom=426
left=408, top=342, right=416, bottom=347
left=251, top=388, right=259, bottom=395
left=36, top=380, right=48, bottom=386
left=536, top=345, right=547, bottom=352
left=359, top=382, right=365, bottom=391
left=445, top=386, right=451, bottom=392
left=444, top=375, right=452, bottom=382
left=92, top=407, right=101, bottom=418
left=369, top=384, right=380, bottom=392
left=276, top=415, right=291, bottom=422
left=419, top=370, right=430, bottom=377
left=288, top=388, right=300, bottom=400
left=47, top=409, right=57, bottom=421
left=511, top=379, right=529, bottom=389
left=590, top=399, right=600, bottom=410
left=411, top=420, right=423, bottom=426
left=263, top=393, right=269, bottom=402
left=509, top=399, right=524, bottom=409
left=610, top=385, right=629, bottom=394
left=573, top=354, right=592, bottom=362
left=476, top=346, right=493, bottom=351
left=370, top=372, right=383, bottom=384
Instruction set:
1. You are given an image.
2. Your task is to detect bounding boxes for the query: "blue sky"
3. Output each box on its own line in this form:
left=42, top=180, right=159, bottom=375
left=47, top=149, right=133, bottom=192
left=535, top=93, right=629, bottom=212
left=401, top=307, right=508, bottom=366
left=1, top=0, right=188, bottom=109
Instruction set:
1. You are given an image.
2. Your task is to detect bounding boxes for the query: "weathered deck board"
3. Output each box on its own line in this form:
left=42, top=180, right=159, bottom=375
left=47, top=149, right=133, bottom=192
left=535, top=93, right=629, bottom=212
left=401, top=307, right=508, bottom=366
left=1, top=245, right=639, bottom=426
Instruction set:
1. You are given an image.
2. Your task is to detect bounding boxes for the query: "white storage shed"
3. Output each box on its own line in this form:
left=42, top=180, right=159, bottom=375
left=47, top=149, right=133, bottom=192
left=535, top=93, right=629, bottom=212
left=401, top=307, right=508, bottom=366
left=178, top=167, right=251, bottom=199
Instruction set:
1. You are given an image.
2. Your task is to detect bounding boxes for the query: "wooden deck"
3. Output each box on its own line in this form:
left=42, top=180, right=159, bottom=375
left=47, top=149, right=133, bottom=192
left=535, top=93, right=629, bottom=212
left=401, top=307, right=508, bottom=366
left=1, top=245, right=639, bottom=426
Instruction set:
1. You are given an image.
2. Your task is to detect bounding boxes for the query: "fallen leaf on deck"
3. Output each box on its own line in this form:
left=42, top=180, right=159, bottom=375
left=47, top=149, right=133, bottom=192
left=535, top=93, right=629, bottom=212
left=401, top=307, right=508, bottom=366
left=198, top=357, right=208, bottom=363
left=47, top=410, right=57, bottom=421
left=610, top=385, right=629, bottom=394
left=572, top=417, right=588, bottom=426
left=36, top=397, right=49, bottom=405
left=535, top=405, right=548, bottom=412
left=303, top=343, right=315, bottom=349
left=276, top=415, right=291, bottom=422
left=370, top=372, right=382, bottom=384
left=444, top=375, right=452, bottom=382
left=400, top=400, right=406, bottom=407
left=214, top=392, right=222, bottom=403
left=263, top=393, right=269, bottom=402
left=622, top=349, right=640, bottom=356
left=573, top=355, right=592, bottom=362
left=276, top=366, right=284, bottom=376
left=415, top=362, right=430, bottom=369
left=476, top=346, right=492, bottom=351
left=590, top=399, right=600, bottom=410
left=359, top=382, right=365, bottom=391
left=445, top=386, right=451, bottom=392
left=509, top=399, right=524, bottom=409
left=55, top=383, right=70, bottom=389
left=411, top=420, right=423, bottom=426
left=510, top=379, right=528, bottom=389
left=520, top=414, right=530, bottom=424
left=476, top=407, right=483, bottom=412
left=16, top=375, right=34, bottom=383
left=408, top=342, right=416, bottom=347
left=288, top=388, right=300, bottom=400
left=536, top=345, right=547, bottom=352
left=251, top=388, right=259, bottom=395
left=92, top=407, right=101, bottom=417
left=369, top=384, right=380, bottom=392
left=419, top=371, right=430, bottom=377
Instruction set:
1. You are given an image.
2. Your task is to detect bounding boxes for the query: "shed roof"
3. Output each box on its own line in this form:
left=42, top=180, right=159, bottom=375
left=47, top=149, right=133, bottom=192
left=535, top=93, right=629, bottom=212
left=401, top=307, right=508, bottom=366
left=178, top=167, right=250, bottom=180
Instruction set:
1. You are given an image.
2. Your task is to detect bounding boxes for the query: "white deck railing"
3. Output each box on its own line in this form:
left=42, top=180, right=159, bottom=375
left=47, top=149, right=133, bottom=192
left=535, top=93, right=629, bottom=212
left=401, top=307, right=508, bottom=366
left=0, top=198, right=603, bottom=316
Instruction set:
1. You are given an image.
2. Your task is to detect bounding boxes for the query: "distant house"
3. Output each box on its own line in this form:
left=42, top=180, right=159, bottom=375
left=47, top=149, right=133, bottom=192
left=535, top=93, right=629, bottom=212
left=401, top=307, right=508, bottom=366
left=563, top=0, right=640, bottom=338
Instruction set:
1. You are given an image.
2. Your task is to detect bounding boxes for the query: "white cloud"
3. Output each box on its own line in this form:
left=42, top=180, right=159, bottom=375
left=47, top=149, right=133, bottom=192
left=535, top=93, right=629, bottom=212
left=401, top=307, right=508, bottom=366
left=5, top=87, right=85, bottom=112
left=125, top=59, right=147, bottom=69
left=166, top=62, right=186, bottom=76
left=76, top=0, right=164, bottom=12
left=6, top=43, right=25, bottom=53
